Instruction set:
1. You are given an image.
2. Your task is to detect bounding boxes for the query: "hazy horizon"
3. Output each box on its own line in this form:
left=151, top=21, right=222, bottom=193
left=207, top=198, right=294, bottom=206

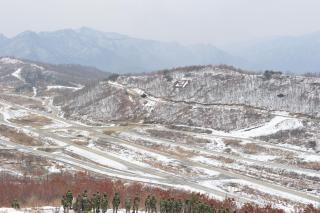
left=1, top=0, right=320, bottom=46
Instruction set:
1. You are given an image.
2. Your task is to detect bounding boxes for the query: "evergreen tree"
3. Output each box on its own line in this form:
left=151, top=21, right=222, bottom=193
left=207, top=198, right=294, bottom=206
left=218, top=207, right=225, bottom=213
left=74, top=194, right=82, bottom=213
left=112, top=192, right=121, bottom=213
left=160, top=199, right=166, bottom=213
left=101, top=193, right=109, bottom=213
left=82, top=193, right=90, bottom=213
left=150, top=196, right=157, bottom=213
left=209, top=205, right=215, bottom=213
left=133, top=193, right=140, bottom=213
left=125, top=197, right=132, bottom=213
left=145, top=195, right=151, bottom=213
left=11, top=199, right=20, bottom=209
left=96, top=192, right=101, bottom=213
left=66, top=190, right=73, bottom=209
left=92, top=193, right=97, bottom=213
left=177, top=200, right=182, bottom=213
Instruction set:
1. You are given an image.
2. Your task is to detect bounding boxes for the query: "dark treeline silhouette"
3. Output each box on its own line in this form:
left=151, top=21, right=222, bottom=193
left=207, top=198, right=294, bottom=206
left=0, top=172, right=318, bottom=212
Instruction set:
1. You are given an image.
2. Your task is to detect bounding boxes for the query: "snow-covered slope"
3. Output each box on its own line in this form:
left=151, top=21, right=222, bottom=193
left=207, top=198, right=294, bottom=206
left=0, top=57, right=109, bottom=96
left=58, top=66, right=320, bottom=132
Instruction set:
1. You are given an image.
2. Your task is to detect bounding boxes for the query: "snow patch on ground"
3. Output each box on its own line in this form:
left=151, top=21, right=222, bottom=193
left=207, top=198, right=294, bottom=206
left=66, top=146, right=128, bottom=170
left=32, top=87, right=37, bottom=97
left=0, top=167, right=23, bottom=177
left=243, top=154, right=278, bottom=162
left=46, top=85, right=83, bottom=91
left=0, top=206, right=62, bottom=213
left=205, top=138, right=226, bottom=152
left=31, top=64, right=45, bottom=70
left=194, top=167, right=220, bottom=177
left=0, top=57, right=24, bottom=65
left=119, top=143, right=174, bottom=164
left=11, top=68, right=24, bottom=82
left=41, top=120, right=72, bottom=129
left=231, top=116, right=303, bottom=138
left=0, top=106, right=30, bottom=122
left=199, top=180, right=236, bottom=193
left=191, top=156, right=223, bottom=167
left=225, top=179, right=317, bottom=205
left=47, top=165, right=61, bottom=174
left=298, top=153, right=320, bottom=162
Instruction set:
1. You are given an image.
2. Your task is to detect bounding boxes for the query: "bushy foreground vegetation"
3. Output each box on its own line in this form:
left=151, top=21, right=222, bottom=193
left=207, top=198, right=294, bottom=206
left=1, top=172, right=318, bottom=212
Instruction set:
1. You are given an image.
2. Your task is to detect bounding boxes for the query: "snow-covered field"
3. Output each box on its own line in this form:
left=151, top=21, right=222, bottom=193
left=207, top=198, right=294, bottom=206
left=231, top=116, right=303, bottom=138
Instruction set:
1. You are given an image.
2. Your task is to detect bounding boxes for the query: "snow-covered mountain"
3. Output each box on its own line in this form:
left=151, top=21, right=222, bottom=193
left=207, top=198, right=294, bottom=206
left=56, top=65, right=320, bottom=131
left=0, top=28, right=242, bottom=73
left=2, top=28, right=320, bottom=74
left=0, top=57, right=109, bottom=96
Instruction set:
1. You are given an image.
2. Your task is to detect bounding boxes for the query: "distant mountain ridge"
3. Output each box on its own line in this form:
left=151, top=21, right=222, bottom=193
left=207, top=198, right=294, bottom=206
left=227, top=32, right=320, bottom=73
left=1, top=28, right=320, bottom=73
left=0, top=27, right=242, bottom=73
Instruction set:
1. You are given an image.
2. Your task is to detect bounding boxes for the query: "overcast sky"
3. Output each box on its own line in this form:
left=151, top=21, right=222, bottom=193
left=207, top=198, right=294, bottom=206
left=1, top=0, right=320, bottom=46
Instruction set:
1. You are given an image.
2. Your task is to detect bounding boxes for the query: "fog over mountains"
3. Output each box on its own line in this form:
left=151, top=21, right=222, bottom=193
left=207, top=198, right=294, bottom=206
left=0, top=27, right=319, bottom=73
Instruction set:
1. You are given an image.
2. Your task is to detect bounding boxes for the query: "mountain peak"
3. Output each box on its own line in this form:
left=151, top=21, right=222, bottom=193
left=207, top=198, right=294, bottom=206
left=0, top=33, right=7, bottom=39
left=0, top=33, right=8, bottom=46
left=14, top=30, right=39, bottom=39
left=77, top=26, right=98, bottom=33
left=0, top=28, right=237, bottom=73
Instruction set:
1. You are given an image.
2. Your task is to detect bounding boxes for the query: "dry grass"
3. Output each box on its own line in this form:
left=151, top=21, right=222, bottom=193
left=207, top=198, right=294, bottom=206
left=103, top=129, right=118, bottom=135
left=103, top=124, right=140, bottom=135
left=147, top=129, right=210, bottom=145
left=224, top=139, right=242, bottom=147
left=9, top=114, right=52, bottom=127
left=242, top=143, right=267, bottom=154
left=0, top=124, right=42, bottom=146
left=298, top=161, right=320, bottom=170
left=0, top=150, right=53, bottom=175
left=278, top=160, right=320, bottom=171
left=71, top=139, right=89, bottom=146
left=205, top=154, right=235, bottom=164
left=0, top=94, right=43, bottom=108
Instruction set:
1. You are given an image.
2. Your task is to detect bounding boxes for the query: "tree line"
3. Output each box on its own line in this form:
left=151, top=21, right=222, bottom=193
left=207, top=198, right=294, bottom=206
left=1, top=172, right=318, bottom=213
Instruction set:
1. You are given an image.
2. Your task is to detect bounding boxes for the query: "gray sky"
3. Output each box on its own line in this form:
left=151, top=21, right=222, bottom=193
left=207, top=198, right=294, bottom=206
left=1, top=0, right=320, bottom=45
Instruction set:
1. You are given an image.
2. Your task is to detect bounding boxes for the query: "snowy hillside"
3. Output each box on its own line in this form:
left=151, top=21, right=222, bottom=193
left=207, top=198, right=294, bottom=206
left=0, top=57, right=108, bottom=97
left=0, top=60, right=319, bottom=211
left=58, top=65, right=320, bottom=131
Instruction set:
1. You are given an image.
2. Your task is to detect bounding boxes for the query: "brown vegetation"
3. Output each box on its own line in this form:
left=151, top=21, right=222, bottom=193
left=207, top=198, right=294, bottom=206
left=224, top=139, right=242, bottom=147
left=0, top=124, right=42, bottom=146
left=9, top=114, right=52, bottom=127
left=0, top=150, right=56, bottom=176
left=0, top=172, right=300, bottom=212
left=0, top=94, right=43, bottom=109
left=242, top=143, right=265, bottom=154
left=147, top=129, right=210, bottom=145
